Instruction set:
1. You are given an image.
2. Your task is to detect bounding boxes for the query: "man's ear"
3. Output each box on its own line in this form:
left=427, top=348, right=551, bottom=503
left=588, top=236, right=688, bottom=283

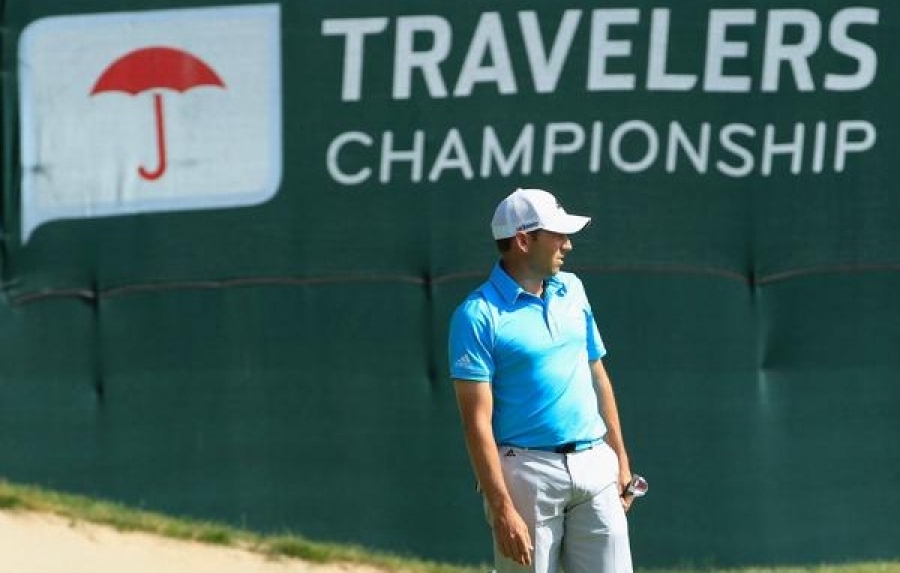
left=514, top=231, right=531, bottom=253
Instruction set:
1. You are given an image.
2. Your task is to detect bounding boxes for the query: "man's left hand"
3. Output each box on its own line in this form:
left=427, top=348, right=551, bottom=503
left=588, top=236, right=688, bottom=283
left=619, top=468, right=634, bottom=512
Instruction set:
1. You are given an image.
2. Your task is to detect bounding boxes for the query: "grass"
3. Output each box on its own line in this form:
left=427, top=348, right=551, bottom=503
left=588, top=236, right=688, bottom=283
left=651, top=567, right=900, bottom=573
left=0, top=478, right=482, bottom=573
left=1, top=478, right=898, bottom=573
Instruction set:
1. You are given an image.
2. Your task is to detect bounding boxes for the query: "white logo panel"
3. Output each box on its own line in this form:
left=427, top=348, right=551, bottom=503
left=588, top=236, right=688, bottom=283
left=18, top=4, right=282, bottom=242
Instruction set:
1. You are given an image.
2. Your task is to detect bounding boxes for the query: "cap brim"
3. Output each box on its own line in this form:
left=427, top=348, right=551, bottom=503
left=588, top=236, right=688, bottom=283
left=543, top=214, right=591, bottom=235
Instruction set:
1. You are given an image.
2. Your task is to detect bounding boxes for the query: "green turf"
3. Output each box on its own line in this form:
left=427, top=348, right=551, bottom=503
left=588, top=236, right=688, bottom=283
left=0, top=478, right=482, bottom=573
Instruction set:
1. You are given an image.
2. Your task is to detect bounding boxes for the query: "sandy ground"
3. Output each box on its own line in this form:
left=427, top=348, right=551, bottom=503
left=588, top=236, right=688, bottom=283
left=0, top=510, right=385, bottom=573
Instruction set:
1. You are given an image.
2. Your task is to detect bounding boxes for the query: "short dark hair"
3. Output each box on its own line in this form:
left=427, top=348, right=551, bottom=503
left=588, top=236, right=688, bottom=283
left=495, top=237, right=513, bottom=252
left=495, top=230, right=540, bottom=252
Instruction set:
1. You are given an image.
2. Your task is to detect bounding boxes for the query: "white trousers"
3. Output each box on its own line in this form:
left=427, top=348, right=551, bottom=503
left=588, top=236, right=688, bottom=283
left=486, top=442, right=633, bottom=573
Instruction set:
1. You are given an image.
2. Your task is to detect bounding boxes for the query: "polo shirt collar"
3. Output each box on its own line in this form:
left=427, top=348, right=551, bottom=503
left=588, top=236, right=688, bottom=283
left=488, top=262, right=566, bottom=306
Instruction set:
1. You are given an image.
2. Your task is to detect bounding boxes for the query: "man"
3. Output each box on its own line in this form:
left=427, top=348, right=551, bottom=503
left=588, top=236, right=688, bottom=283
left=448, top=188, right=635, bottom=573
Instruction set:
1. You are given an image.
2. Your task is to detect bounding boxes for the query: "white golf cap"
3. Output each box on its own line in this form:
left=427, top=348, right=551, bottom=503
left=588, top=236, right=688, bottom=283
left=491, top=188, right=591, bottom=240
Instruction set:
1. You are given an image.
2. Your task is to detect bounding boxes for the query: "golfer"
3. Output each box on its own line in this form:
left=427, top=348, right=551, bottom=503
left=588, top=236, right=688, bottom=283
left=448, top=188, right=635, bottom=573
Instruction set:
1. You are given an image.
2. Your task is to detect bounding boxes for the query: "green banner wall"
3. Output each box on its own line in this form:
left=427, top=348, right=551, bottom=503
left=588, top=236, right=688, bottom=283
left=1, top=0, right=899, bottom=567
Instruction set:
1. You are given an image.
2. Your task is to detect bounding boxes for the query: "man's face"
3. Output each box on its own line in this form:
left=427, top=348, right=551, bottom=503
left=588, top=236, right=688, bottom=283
left=525, top=229, right=572, bottom=276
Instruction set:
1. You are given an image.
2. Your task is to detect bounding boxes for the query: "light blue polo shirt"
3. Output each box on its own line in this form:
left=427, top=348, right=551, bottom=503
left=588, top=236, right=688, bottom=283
left=448, top=262, right=608, bottom=448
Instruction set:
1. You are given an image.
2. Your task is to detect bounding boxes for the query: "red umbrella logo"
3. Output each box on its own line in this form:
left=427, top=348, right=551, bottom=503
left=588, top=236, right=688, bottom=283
left=90, top=46, right=226, bottom=181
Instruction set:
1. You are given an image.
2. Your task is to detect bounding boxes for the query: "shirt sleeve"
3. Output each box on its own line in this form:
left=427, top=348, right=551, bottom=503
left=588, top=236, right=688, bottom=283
left=570, top=275, right=606, bottom=361
left=585, top=307, right=606, bottom=361
left=448, top=297, right=494, bottom=382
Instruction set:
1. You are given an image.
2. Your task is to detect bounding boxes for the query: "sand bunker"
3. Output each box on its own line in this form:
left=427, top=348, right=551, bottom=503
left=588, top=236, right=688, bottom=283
left=0, top=510, right=385, bottom=573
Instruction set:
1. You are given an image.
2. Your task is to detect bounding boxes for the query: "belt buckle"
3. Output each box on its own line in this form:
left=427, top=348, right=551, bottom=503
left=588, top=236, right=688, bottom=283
left=553, top=442, right=578, bottom=454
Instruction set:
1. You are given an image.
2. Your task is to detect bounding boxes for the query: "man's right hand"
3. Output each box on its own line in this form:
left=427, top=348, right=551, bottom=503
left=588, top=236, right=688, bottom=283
left=455, top=382, right=533, bottom=566
left=493, top=503, right=534, bottom=566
